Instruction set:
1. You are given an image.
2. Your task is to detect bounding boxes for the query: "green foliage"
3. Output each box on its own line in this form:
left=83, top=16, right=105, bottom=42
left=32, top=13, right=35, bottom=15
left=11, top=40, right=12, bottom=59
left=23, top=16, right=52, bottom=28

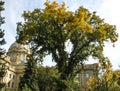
left=37, top=66, right=81, bottom=91
left=57, top=76, right=81, bottom=91
left=16, top=1, right=118, bottom=91
left=0, top=63, right=6, bottom=88
left=0, top=1, right=6, bottom=89
left=0, top=1, right=5, bottom=47
left=18, top=54, right=39, bottom=91
left=22, top=84, right=32, bottom=91
left=37, top=66, right=59, bottom=91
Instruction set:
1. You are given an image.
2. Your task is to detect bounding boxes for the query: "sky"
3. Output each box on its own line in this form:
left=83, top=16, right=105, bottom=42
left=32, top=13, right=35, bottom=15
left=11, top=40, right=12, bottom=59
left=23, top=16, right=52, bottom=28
left=1, top=0, right=120, bottom=69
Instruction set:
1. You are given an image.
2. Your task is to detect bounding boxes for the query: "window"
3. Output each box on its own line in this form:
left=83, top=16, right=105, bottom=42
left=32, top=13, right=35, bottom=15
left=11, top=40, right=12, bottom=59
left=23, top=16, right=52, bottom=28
left=12, top=82, right=14, bottom=88
left=8, top=82, right=11, bottom=87
left=76, top=73, right=81, bottom=82
left=86, top=73, right=90, bottom=78
left=76, top=74, right=80, bottom=78
left=13, top=75, right=15, bottom=79
left=10, top=53, right=16, bottom=61
left=21, top=53, right=26, bottom=63
left=9, top=74, right=12, bottom=78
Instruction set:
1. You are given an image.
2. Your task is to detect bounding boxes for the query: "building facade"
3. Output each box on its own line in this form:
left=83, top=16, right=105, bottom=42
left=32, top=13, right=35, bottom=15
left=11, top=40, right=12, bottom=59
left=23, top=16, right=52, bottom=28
left=77, top=63, right=98, bottom=91
left=1, top=42, right=30, bottom=91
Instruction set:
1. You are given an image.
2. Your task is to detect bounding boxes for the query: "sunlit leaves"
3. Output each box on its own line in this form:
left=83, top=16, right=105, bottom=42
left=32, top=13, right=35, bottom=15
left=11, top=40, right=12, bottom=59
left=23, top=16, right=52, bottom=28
left=87, top=59, right=120, bottom=91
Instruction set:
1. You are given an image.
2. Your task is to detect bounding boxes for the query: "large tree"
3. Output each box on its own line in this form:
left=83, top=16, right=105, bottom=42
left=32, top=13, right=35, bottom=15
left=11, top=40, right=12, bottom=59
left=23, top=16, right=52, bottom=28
left=16, top=1, right=118, bottom=91
left=0, top=0, right=6, bottom=89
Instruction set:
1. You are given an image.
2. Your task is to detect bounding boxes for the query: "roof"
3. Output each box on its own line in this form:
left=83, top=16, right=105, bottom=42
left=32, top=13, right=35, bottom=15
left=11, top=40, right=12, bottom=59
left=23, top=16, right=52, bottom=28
left=8, top=42, right=30, bottom=53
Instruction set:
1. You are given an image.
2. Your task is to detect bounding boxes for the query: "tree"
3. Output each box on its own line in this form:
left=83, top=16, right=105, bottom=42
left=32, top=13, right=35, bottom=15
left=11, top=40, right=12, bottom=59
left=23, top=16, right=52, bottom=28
left=88, top=58, right=120, bottom=91
left=0, top=0, right=6, bottom=89
left=37, top=66, right=59, bottom=91
left=16, top=1, right=118, bottom=91
left=22, top=84, right=32, bottom=91
left=37, top=64, right=81, bottom=91
left=116, top=70, right=120, bottom=86
left=18, top=54, right=39, bottom=91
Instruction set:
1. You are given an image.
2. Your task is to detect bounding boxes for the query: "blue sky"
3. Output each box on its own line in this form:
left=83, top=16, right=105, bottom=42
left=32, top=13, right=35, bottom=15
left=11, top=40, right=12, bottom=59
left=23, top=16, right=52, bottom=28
left=2, top=0, right=120, bottom=69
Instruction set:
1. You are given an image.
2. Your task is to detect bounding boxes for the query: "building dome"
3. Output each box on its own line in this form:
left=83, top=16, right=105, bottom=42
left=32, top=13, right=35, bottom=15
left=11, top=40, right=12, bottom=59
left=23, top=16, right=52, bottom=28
left=8, top=42, right=30, bottom=53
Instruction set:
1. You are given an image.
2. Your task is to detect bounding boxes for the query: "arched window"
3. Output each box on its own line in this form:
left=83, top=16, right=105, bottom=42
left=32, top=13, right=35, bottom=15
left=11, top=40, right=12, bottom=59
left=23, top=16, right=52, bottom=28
left=86, top=73, right=90, bottom=78
left=12, top=82, right=14, bottom=88
left=20, top=53, right=26, bottom=63
left=8, top=82, right=11, bottom=87
left=10, top=53, right=16, bottom=61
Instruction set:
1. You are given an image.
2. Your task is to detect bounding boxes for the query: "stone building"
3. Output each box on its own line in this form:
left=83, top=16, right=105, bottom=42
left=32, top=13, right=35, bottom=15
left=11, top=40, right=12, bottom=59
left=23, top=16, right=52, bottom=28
left=1, top=42, right=30, bottom=91
left=77, top=63, right=98, bottom=91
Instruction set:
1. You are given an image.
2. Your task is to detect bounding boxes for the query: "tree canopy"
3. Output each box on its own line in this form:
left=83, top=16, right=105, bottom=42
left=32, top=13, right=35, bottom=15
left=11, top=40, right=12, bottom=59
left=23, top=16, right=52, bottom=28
left=16, top=1, right=118, bottom=91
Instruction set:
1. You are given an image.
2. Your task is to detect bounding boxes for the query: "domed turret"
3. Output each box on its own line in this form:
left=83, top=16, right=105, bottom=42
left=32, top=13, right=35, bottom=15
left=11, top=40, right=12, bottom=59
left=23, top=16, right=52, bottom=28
left=7, top=42, right=30, bottom=64
left=8, top=42, right=30, bottom=53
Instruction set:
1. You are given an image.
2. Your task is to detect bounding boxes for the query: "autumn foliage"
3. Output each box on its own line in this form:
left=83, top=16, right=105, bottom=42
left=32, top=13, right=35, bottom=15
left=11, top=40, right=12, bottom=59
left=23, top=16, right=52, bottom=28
left=88, top=59, right=120, bottom=91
